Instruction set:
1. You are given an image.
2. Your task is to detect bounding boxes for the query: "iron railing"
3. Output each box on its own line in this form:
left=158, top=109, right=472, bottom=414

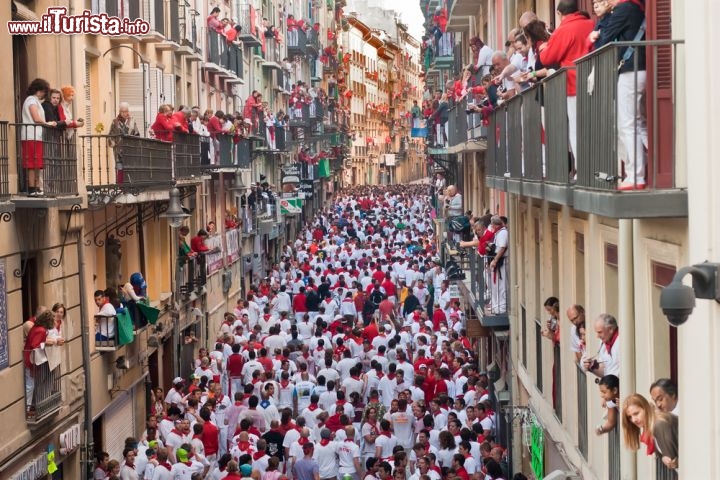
left=655, top=457, right=678, bottom=480
left=226, top=43, right=244, bottom=79
left=289, top=104, right=312, bottom=126
left=177, top=254, right=207, bottom=297
left=82, top=134, right=173, bottom=188
left=576, top=41, right=683, bottom=190
left=608, top=422, right=621, bottom=480
left=217, top=135, right=252, bottom=168
left=0, top=122, right=9, bottom=199
left=288, top=29, right=308, bottom=55
left=263, top=37, right=282, bottom=65
left=306, top=28, right=320, bottom=55
left=466, top=249, right=509, bottom=316
left=207, top=29, right=228, bottom=67
left=95, top=315, right=119, bottom=350
left=13, top=123, right=78, bottom=196
left=173, top=132, right=204, bottom=177
left=577, top=364, right=588, bottom=458
left=234, top=2, right=261, bottom=45
left=435, top=31, right=454, bottom=58
left=487, top=40, right=683, bottom=192
left=24, top=351, right=62, bottom=424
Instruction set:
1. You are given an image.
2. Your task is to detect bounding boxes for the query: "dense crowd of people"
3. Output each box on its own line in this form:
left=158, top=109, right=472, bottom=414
left=90, top=184, right=518, bottom=479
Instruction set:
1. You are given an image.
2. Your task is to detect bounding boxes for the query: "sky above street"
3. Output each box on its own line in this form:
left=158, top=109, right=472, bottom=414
left=345, top=0, right=425, bottom=40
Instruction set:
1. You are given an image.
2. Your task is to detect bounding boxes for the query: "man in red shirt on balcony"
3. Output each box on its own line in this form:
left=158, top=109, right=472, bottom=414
left=207, top=7, right=224, bottom=34
left=539, top=0, right=594, bottom=176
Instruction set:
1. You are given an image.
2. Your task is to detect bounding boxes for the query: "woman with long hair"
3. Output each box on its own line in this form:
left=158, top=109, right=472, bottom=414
left=622, top=393, right=678, bottom=470
left=436, top=430, right=458, bottom=469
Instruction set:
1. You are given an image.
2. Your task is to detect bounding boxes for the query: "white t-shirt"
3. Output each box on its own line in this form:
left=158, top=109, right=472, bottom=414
left=314, top=441, right=339, bottom=478
left=475, top=45, right=494, bottom=76
left=390, top=411, right=415, bottom=449
left=337, top=439, right=361, bottom=473
left=21, top=95, right=45, bottom=141
left=375, top=433, right=398, bottom=458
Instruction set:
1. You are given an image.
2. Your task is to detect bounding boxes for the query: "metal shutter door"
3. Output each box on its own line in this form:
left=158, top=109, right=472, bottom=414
left=103, top=389, right=136, bottom=461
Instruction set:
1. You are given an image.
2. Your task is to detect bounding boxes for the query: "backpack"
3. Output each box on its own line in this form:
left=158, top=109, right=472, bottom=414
left=370, top=290, right=384, bottom=306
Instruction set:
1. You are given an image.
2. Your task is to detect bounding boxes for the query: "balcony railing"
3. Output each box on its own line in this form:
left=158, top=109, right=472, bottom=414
left=609, top=422, right=621, bottom=480
left=173, top=132, right=204, bottom=177
left=488, top=40, right=683, bottom=193
left=306, top=28, right=320, bottom=55
left=206, top=29, right=228, bottom=67
left=240, top=205, right=256, bottom=235
left=0, top=122, right=10, bottom=199
left=576, top=41, right=683, bottom=190
left=82, top=134, right=174, bottom=189
left=288, top=28, right=308, bottom=56
left=464, top=248, right=509, bottom=327
left=24, top=351, right=62, bottom=423
left=177, top=254, right=207, bottom=297
left=226, top=43, right=244, bottom=79
left=577, top=364, right=588, bottom=458
left=655, top=457, right=678, bottom=480
left=12, top=123, right=78, bottom=196
left=263, top=37, right=283, bottom=66
left=289, top=104, right=312, bottom=126
left=217, top=135, right=252, bottom=168
left=234, top=1, right=262, bottom=46
left=95, top=314, right=119, bottom=351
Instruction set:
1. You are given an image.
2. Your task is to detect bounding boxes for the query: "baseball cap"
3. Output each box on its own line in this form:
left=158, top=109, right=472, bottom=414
left=384, top=324, right=392, bottom=332
left=240, top=464, right=253, bottom=476
left=321, top=428, right=332, bottom=439
left=173, top=377, right=184, bottom=385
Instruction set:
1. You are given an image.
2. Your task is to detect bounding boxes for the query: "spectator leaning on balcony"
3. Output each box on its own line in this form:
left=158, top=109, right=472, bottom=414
left=23, top=310, right=56, bottom=418
left=583, top=313, right=620, bottom=377
left=622, top=393, right=678, bottom=470
left=59, top=85, right=84, bottom=140
left=21, top=78, right=57, bottom=196
left=539, top=0, right=594, bottom=174
left=151, top=104, right=181, bottom=142
left=95, top=288, right=118, bottom=342
left=518, top=20, right=554, bottom=84
left=172, top=105, right=191, bottom=135
left=649, top=378, right=679, bottom=416
left=109, top=102, right=140, bottom=137
left=566, top=304, right=587, bottom=362
left=468, top=37, right=494, bottom=77
left=207, top=7, right=223, bottom=34
left=592, top=0, right=648, bottom=190
left=491, top=52, right=519, bottom=101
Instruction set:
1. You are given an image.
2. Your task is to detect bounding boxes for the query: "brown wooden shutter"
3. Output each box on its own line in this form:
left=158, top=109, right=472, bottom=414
left=645, top=0, right=674, bottom=188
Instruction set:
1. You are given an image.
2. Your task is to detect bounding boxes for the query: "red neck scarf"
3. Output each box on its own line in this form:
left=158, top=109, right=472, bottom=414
left=320, top=438, right=331, bottom=446
left=605, top=330, right=619, bottom=354
left=298, top=437, right=310, bottom=445
left=253, top=451, right=266, bottom=460
left=159, top=462, right=172, bottom=470
left=640, top=431, right=655, bottom=456
left=307, top=403, right=319, bottom=411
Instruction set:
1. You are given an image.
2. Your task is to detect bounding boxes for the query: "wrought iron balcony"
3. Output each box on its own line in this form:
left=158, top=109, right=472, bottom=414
left=233, top=1, right=262, bottom=46
left=12, top=123, right=79, bottom=197
left=177, top=253, right=207, bottom=297
left=287, top=29, right=308, bottom=56
left=306, top=28, right=320, bottom=56
left=0, top=122, right=12, bottom=210
left=24, top=350, right=62, bottom=424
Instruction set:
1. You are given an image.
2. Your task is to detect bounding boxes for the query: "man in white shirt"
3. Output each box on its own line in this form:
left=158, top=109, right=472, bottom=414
left=389, top=399, right=415, bottom=450
left=337, top=426, right=363, bottom=480
left=314, top=429, right=339, bottom=480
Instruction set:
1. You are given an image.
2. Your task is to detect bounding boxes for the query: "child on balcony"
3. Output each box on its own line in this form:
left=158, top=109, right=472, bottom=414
left=595, top=374, right=619, bottom=435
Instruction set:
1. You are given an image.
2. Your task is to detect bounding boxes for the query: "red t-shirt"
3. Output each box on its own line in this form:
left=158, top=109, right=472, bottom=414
left=202, top=421, right=220, bottom=455
left=293, top=294, right=307, bottom=312
left=362, top=323, right=379, bottom=343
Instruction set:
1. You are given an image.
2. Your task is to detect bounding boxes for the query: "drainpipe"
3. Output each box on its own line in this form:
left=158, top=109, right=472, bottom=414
left=75, top=228, right=94, bottom=480
left=618, top=218, right=636, bottom=480
left=137, top=205, right=147, bottom=275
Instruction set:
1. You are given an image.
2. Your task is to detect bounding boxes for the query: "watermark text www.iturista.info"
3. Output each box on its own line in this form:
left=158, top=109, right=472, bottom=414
left=8, top=7, right=151, bottom=35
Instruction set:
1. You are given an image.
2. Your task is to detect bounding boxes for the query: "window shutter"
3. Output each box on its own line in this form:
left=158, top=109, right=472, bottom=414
left=163, top=73, right=176, bottom=107
left=646, top=0, right=674, bottom=188
left=118, top=70, right=147, bottom=134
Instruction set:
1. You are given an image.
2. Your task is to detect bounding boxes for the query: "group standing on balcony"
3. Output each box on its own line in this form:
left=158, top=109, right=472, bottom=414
left=20, top=79, right=83, bottom=196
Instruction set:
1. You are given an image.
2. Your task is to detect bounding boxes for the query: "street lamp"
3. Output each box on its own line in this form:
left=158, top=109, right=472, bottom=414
left=160, top=187, right=190, bottom=228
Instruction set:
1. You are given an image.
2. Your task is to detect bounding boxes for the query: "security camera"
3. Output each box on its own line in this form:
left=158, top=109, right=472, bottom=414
left=659, top=281, right=695, bottom=327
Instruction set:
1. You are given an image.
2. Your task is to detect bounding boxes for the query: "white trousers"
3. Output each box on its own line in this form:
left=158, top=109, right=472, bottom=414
left=491, top=261, right=507, bottom=314
left=617, top=70, right=648, bottom=184
left=567, top=96, right=577, bottom=171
